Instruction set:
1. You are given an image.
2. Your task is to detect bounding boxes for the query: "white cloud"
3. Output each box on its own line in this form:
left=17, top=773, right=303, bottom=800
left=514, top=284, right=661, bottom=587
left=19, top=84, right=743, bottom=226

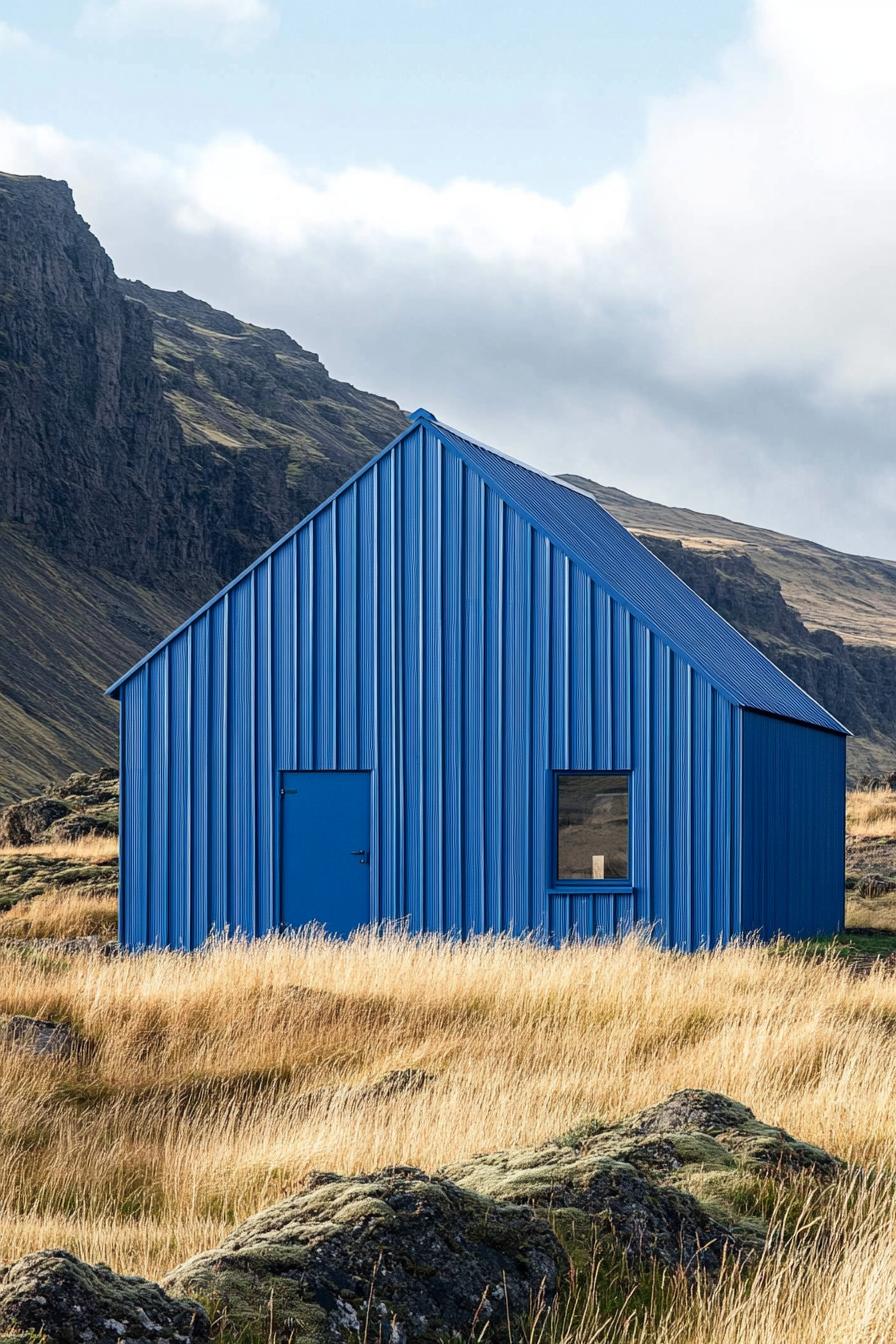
left=756, top=0, right=896, bottom=94
left=173, top=134, right=630, bottom=266
left=634, top=38, right=896, bottom=399
left=0, top=115, right=72, bottom=168
left=632, top=0, right=896, bottom=397
left=0, top=21, right=34, bottom=52
left=2, top=0, right=896, bottom=557
left=80, top=0, right=276, bottom=46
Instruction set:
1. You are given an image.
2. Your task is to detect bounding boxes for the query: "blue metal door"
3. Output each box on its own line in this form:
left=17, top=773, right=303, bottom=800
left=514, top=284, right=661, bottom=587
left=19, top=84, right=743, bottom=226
left=280, top=772, right=372, bottom=935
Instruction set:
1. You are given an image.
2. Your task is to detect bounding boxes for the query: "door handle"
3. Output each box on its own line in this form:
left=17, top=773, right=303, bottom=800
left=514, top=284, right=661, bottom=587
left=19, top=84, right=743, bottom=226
left=351, top=850, right=370, bottom=865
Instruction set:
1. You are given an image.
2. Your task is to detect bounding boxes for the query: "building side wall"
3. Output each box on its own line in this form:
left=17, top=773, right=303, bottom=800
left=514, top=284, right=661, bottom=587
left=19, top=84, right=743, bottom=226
left=740, top=711, right=845, bottom=939
left=119, top=425, right=742, bottom=950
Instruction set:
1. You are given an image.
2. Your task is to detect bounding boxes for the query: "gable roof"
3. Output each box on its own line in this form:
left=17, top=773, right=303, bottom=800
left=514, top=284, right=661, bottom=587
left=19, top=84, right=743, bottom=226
left=432, top=413, right=847, bottom=735
left=106, top=409, right=848, bottom=735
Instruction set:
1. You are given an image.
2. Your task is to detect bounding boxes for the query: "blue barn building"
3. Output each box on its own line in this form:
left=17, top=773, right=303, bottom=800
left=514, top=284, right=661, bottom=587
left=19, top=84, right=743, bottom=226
left=107, top=410, right=847, bottom=950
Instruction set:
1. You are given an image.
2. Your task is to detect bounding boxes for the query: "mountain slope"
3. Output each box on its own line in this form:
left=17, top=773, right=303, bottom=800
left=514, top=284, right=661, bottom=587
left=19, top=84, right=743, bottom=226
left=0, top=169, right=893, bottom=797
left=0, top=172, right=404, bottom=801
left=0, top=524, right=194, bottom=799
left=118, top=280, right=405, bottom=580
left=565, top=478, right=896, bottom=646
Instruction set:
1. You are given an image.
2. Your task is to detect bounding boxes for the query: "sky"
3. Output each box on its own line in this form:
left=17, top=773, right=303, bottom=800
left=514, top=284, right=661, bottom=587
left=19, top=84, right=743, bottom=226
left=1, top=0, right=895, bottom=559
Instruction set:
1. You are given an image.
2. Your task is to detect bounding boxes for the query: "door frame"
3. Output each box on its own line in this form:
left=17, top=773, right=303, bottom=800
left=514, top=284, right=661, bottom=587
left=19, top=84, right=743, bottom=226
left=277, top=768, right=374, bottom=930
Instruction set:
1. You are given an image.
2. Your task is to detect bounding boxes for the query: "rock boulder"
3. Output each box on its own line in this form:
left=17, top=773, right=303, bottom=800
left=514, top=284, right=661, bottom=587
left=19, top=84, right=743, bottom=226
left=0, top=800, right=68, bottom=847
left=0, top=1017, right=79, bottom=1060
left=444, top=1089, right=842, bottom=1272
left=0, top=1249, right=209, bottom=1343
left=625, top=1089, right=842, bottom=1177
left=166, top=1167, right=567, bottom=1343
left=0, top=769, right=119, bottom=849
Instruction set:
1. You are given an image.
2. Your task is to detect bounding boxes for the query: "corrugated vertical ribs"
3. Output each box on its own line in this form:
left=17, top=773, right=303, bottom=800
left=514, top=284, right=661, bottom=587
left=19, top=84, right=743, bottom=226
left=110, top=411, right=847, bottom=950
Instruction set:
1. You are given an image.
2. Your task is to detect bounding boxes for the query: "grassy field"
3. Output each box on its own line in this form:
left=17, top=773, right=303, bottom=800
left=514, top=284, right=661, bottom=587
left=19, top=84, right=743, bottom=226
left=844, top=788, right=896, bottom=934
left=0, top=804, right=894, bottom=1338
left=0, top=834, right=118, bottom=939
left=846, top=788, right=896, bottom=837
left=0, top=931, right=895, bottom=1339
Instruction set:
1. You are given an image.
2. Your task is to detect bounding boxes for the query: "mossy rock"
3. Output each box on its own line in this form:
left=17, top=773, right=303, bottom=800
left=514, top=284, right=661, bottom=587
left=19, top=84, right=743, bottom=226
left=0, top=853, right=117, bottom=907
left=444, top=1090, right=841, bottom=1271
left=166, top=1167, right=567, bottom=1343
left=0, top=771, right=119, bottom=850
left=0, top=800, right=68, bottom=846
left=443, top=1144, right=743, bottom=1276
left=43, top=813, right=117, bottom=843
left=0, top=1248, right=209, bottom=1342
left=625, top=1089, right=842, bottom=1180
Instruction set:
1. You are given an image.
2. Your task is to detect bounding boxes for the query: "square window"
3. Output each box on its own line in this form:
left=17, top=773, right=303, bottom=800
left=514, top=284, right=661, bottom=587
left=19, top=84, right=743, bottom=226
left=556, top=773, right=629, bottom=881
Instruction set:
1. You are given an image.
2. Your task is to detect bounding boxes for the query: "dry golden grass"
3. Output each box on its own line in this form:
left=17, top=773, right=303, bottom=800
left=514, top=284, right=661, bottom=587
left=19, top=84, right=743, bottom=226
left=0, top=794, right=891, bottom=1336
left=846, top=788, right=896, bottom=839
left=0, top=929, right=894, bottom=1341
left=0, top=883, right=118, bottom=940
left=0, top=833, right=118, bottom=862
left=552, top=1174, right=896, bottom=1344
left=845, top=891, right=896, bottom=932
left=845, top=787, right=896, bottom=929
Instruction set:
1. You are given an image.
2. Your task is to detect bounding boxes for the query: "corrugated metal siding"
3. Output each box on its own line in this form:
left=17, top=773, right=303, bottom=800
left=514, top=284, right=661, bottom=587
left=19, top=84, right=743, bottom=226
left=436, top=421, right=847, bottom=735
left=741, top=711, right=845, bottom=939
left=119, top=422, right=745, bottom=949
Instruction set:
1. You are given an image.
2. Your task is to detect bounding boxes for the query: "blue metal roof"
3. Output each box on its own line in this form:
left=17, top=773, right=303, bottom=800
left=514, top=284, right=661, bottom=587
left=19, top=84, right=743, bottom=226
left=433, top=415, right=847, bottom=735
left=107, top=408, right=848, bottom=735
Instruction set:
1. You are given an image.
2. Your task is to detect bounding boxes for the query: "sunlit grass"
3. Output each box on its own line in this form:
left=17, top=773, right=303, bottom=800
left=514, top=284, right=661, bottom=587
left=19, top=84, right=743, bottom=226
left=0, top=792, right=889, bottom=1337
left=545, top=1171, right=896, bottom=1344
left=0, top=883, right=118, bottom=940
left=846, top=788, right=896, bottom=839
left=0, top=928, right=893, bottom=1308
left=0, top=833, right=118, bottom=862
left=845, top=893, right=896, bottom=934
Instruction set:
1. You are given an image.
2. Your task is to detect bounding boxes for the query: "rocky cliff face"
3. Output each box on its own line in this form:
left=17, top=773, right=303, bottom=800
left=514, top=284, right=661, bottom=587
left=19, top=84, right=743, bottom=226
left=0, top=171, right=404, bottom=800
left=119, top=280, right=405, bottom=580
left=0, top=173, right=405, bottom=595
left=0, top=173, right=212, bottom=584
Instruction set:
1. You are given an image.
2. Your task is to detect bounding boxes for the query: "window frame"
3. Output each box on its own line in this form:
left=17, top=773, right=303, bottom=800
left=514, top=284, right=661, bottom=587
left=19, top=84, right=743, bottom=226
left=551, top=769, right=633, bottom=891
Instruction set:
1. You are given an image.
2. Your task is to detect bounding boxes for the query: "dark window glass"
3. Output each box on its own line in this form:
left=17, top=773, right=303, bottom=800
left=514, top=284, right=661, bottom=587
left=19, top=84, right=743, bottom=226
left=556, top=773, right=629, bottom=881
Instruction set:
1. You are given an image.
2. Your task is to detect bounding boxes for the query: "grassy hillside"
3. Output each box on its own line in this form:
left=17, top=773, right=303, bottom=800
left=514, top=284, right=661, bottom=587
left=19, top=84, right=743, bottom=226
left=567, top=478, right=896, bottom=646
left=119, top=280, right=407, bottom=579
left=0, top=525, right=195, bottom=800
left=122, top=281, right=403, bottom=473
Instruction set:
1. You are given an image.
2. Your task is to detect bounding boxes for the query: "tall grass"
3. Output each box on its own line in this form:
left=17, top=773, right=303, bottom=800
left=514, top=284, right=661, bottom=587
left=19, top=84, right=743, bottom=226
left=0, top=798, right=891, bottom=1334
left=846, top=787, right=896, bottom=929
left=0, top=927, right=894, bottom=1343
left=548, top=1172, right=896, bottom=1343
left=0, top=834, right=118, bottom=862
left=0, top=884, right=118, bottom=939
left=846, top=788, right=896, bottom=839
